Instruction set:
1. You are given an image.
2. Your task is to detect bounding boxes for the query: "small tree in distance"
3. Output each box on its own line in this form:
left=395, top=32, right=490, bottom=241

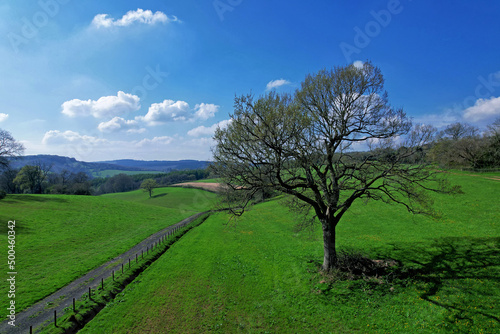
left=211, top=62, right=461, bottom=272
left=141, top=178, right=158, bottom=198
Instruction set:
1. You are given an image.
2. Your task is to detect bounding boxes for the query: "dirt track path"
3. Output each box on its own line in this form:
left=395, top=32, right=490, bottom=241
left=0, top=212, right=207, bottom=334
left=172, top=182, right=222, bottom=192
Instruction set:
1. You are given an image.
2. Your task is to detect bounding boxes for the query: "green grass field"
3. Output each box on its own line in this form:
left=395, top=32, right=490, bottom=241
left=193, top=178, right=221, bottom=183
left=78, top=173, right=499, bottom=333
left=0, top=187, right=217, bottom=312
left=101, top=186, right=217, bottom=212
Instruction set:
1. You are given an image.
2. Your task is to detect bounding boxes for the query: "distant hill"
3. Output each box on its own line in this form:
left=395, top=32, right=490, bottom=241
left=8, top=155, right=210, bottom=177
left=99, top=159, right=209, bottom=171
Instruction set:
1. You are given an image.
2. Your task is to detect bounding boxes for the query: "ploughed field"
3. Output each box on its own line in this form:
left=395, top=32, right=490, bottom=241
left=76, top=173, right=499, bottom=333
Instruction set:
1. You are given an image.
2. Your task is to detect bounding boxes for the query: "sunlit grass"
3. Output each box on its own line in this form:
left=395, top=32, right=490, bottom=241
left=0, top=187, right=216, bottom=312
left=79, top=173, right=499, bottom=333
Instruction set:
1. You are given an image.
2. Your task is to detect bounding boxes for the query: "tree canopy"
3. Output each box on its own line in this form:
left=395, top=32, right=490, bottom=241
left=211, top=62, right=460, bottom=271
left=141, top=178, right=158, bottom=198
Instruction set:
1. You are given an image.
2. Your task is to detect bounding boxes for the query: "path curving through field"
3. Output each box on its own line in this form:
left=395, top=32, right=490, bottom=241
left=0, top=212, right=207, bottom=334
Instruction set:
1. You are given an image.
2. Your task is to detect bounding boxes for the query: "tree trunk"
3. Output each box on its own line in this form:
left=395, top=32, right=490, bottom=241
left=321, top=215, right=337, bottom=271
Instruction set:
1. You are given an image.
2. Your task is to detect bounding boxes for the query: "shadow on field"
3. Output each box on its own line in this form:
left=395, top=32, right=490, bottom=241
left=0, top=216, right=33, bottom=234
left=311, top=237, right=499, bottom=328
left=151, top=193, right=168, bottom=198
left=384, top=236, right=500, bottom=324
left=4, top=194, right=70, bottom=204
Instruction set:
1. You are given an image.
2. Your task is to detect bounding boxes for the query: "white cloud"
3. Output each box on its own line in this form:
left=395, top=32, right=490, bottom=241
left=463, top=96, right=500, bottom=122
left=266, top=79, right=291, bottom=91
left=136, top=136, right=174, bottom=147
left=194, top=103, right=219, bottom=121
left=138, top=100, right=190, bottom=125
left=34, top=128, right=218, bottom=161
left=188, top=119, right=232, bottom=137
left=0, top=113, right=8, bottom=122
left=92, top=9, right=179, bottom=28
left=42, top=130, right=107, bottom=146
left=98, top=117, right=144, bottom=133
left=138, top=100, right=219, bottom=125
left=353, top=60, right=364, bottom=69
left=62, top=91, right=140, bottom=119
left=126, top=128, right=147, bottom=134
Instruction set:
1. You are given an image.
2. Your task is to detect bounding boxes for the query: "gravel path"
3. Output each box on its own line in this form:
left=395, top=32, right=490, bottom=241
left=0, top=212, right=207, bottom=334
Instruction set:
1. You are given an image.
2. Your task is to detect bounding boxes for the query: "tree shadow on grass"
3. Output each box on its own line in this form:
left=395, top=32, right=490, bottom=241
left=3, top=194, right=69, bottom=204
left=381, top=236, right=500, bottom=326
left=151, top=193, right=167, bottom=199
left=0, top=216, right=33, bottom=234
left=310, top=237, right=499, bottom=329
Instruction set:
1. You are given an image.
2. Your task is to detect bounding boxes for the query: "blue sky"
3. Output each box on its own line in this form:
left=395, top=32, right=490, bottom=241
left=1, top=0, right=500, bottom=161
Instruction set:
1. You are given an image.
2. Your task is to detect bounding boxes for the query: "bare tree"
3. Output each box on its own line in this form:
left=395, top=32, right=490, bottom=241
left=441, top=122, right=478, bottom=140
left=0, top=129, right=25, bottom=169
left=211, top=62, right=460, bottom=271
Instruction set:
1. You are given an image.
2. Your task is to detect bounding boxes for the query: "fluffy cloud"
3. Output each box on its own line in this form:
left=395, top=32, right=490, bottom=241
left=92, top=9, right=179, bottom=28
left=98, top=117, right=144, bottom=133
left=0, top=113, right=8, bottom=122
left=188, top=119, right=232, bottom=137
left=138, top=100, right=190, bottom=125
left=353, top=60, right=364, bottom=69
left=194, top=103, right=219, bottom=121
left=42, top=130, right=107, bottom=146
left=62, top=91, right=140, bottom=119
left=266, top=79, right=291, bottom=90
left=463, top=96, right=500, bottom=122
left=138, top=100, right=219, bottom=125
left=136, top=136, right=174, bottom=147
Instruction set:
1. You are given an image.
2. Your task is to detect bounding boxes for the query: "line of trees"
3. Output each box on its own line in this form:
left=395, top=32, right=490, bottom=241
left=428, top=120, right=500, bottom=170
left=0, top=163, right=92, bottom=195
left=0, top=162, right=211, bottom=196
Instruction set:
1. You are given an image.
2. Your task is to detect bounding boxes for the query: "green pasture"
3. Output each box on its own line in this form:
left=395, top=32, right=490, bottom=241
left=0, top=187, right=216, bottom=312
left=101, top=186, right=217, bottom=212
left=193, top=178, right=221, bottom=183
left=80, top=173, right=499, bottom=333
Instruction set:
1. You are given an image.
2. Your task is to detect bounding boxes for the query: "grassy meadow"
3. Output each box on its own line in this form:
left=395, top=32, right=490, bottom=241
left=77, top=173, right=499, bottom=333
left=0, top=187, right=217, bottom=312
left=101, top=186, right=217, bottom=212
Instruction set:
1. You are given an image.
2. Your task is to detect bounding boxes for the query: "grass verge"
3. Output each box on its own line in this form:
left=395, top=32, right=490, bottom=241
left=37, top=213, right=210, bottom=334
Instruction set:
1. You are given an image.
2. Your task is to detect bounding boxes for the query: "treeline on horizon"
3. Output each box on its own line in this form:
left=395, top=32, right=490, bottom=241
left=0, top=167, right=211, bottom=197
left=1, top=120, right=499, bottom=198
